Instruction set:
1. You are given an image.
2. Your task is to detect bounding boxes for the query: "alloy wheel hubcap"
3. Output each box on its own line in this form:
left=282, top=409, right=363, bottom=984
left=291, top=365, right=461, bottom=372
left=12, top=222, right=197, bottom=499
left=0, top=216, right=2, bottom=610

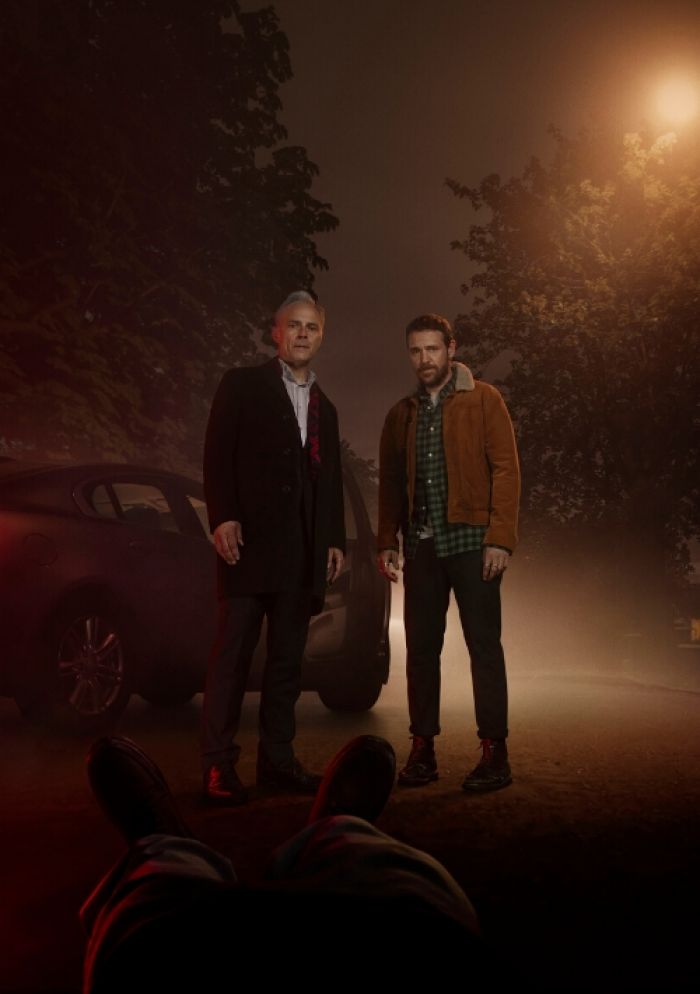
left=57, top=614, right=124, bottom=716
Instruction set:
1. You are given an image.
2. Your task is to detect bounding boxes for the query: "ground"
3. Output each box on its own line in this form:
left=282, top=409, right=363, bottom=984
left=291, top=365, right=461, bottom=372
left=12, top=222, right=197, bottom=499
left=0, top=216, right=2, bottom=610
left=3, top=600, right=700, bottom=993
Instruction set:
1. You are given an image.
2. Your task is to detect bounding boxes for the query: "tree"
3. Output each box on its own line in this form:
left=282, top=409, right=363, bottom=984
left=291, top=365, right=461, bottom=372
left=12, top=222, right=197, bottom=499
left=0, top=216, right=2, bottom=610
left=340, top=440, right=379, bottom=532
left=0, top=0, right=337, bottom=473
left=448, top=128, right=700, bottom=645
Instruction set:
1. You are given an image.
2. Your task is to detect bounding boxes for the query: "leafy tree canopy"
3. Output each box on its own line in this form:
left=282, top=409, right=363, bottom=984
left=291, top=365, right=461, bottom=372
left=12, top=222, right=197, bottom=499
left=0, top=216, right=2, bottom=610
left=340, top=439, right=379, bottom=532
left=0, top=0, right=337, bottom=472
left=448, top=128, right=700, bottom=571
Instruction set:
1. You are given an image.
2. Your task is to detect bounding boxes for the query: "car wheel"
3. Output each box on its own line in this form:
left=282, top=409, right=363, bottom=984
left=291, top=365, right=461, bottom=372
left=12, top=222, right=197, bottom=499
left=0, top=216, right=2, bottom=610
left=317, top=669, right=384, bottom=712
left=16, top=599, right=132, bottom=733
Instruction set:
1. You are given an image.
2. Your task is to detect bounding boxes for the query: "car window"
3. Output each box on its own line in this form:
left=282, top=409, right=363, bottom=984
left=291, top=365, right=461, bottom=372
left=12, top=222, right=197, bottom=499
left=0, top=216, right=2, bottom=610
left=186, top=495, right=214, bottom=543
left=88, top=483, right=119, bottom=519
left=111, top=482, right=180, bottom=533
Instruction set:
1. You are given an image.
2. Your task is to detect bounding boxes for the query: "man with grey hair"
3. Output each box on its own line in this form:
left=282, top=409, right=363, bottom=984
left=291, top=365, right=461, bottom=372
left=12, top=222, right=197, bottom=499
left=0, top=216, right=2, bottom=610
left=201, top=291, right=346, bottom=803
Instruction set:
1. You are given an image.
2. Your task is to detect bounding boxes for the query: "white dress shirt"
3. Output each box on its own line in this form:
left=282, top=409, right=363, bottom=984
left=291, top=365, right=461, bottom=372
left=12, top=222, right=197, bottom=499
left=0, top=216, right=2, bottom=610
left=278, top=358, right=317, bottom=445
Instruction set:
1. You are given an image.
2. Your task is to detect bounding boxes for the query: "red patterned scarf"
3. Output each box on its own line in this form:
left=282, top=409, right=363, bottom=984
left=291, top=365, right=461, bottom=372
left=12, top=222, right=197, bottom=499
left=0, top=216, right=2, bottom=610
left=307, top=382, right=321, bottom=480
left=277, top=358, right=321, bottom=480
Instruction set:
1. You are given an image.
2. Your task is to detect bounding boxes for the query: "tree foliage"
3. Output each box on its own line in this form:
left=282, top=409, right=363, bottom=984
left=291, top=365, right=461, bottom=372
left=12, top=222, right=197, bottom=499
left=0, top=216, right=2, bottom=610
left=340, top=439, right=379, bottom=532
left=0, top=0, right=337, bottom=473
left=448, top=128, right=700, bottom=575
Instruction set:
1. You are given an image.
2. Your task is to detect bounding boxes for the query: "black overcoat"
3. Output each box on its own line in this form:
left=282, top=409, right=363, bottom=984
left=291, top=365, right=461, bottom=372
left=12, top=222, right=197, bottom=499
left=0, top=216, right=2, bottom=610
left=203, top=358, right=346, bottom=614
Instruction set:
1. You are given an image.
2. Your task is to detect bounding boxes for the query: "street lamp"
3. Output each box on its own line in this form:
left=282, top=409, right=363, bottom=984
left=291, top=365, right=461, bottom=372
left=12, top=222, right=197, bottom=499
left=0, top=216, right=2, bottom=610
left=655, top=76, right=699, bottom=126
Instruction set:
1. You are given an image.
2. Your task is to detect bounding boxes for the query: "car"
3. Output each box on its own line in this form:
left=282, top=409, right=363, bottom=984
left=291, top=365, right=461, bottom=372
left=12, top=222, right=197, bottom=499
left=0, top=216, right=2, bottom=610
left=0, top=458, right=390, bottom=731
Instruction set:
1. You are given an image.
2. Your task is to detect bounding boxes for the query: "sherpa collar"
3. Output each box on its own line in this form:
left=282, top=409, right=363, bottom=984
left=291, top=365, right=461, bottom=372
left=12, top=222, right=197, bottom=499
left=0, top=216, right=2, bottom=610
left=452, top=361, right=475, bottom=392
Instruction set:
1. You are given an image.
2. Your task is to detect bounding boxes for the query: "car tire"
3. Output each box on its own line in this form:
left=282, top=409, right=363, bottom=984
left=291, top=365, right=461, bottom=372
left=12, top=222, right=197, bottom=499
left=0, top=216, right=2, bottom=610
left=317, top=668, right=384, bottom=712
left=16, top=595, right=132, bottom=734
left=316, top=617, right=390, bottom=713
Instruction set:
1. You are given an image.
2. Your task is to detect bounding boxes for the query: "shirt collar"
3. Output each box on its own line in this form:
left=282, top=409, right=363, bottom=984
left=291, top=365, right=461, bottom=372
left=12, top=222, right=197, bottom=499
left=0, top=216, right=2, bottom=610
left=278, top=357, right=316, bottom=388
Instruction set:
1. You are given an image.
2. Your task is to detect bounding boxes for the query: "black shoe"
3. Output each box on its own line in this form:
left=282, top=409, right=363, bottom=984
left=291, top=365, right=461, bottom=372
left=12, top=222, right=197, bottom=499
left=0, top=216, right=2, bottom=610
left=308, top=735, right=396, bottom=824
left=257, top=749, right=322, bottom=795
left=86, top=737, right=192, bottom=845
left=397, top=735, right=438, bottom=787
left=203, top=763, right=248, bottom=806
left=461, top=738, right=512, bottom=793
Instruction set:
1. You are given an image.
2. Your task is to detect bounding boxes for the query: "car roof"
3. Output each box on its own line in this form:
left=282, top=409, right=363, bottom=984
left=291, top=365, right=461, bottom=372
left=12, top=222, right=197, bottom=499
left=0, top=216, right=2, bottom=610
left=0, top=459, right=203, bottom=513
left=0, top=457, right=369, bottom=531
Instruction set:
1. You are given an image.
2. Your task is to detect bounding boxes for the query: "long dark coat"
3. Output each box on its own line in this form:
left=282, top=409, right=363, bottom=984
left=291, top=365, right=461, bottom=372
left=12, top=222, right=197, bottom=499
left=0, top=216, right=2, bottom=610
left=203, top=358, right=345, bottom=614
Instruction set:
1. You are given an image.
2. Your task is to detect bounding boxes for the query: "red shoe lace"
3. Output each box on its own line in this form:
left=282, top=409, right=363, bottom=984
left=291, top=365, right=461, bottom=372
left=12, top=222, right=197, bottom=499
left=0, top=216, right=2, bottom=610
left=480, top=738, right=495, bottom=762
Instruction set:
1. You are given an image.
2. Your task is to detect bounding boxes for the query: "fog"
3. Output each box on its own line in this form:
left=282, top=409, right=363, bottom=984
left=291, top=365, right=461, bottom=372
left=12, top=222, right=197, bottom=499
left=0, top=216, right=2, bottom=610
left=386, top=561, right=700, bottom=704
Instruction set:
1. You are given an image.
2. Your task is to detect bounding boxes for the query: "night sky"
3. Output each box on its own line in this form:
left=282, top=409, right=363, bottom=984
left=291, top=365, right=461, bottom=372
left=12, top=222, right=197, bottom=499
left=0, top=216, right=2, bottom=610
left=263, top=0, right=700, bottom=458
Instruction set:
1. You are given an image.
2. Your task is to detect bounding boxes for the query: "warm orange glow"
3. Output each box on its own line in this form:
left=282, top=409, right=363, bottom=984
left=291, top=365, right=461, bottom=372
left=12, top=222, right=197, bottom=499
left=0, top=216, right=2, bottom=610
left=656, top=77, right=699, bottom=125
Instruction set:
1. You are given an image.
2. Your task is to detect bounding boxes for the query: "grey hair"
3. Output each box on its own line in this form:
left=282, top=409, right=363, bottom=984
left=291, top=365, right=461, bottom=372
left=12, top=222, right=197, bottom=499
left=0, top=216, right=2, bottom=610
left=274, top=290, right=325, bottom=327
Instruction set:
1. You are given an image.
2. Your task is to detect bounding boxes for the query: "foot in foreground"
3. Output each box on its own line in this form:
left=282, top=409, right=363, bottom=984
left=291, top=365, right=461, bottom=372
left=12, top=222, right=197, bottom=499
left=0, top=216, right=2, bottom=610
left=309, top=734, right=396, bottom=823
left=89, top=734, right=397, bottom=843
left=461, top=738, right=512, bottom=792
left=86, top=737, right=192, bottom=844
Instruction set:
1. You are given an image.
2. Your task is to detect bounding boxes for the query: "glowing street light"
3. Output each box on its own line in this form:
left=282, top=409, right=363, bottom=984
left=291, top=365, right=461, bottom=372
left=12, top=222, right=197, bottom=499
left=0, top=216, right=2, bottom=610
left=655, top=77, right=699, bottom=126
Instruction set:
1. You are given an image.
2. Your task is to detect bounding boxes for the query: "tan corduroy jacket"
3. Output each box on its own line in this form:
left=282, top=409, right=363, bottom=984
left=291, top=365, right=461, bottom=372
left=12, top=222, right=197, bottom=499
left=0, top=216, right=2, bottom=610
left=378, top=362, right=521, bottom=553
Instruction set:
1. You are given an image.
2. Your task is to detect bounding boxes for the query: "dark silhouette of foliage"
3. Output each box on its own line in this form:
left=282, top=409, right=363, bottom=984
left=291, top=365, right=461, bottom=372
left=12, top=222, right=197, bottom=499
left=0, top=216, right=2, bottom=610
left=340, top=440, right=379, bottom=532
left=448, top=128, right=700, bottom=577
left=0, top=0, right=337, bottom=472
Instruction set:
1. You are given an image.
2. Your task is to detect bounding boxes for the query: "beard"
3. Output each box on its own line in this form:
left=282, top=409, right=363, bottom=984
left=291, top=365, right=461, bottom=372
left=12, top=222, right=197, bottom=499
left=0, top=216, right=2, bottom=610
left=418, top=357, right=450, bottom=389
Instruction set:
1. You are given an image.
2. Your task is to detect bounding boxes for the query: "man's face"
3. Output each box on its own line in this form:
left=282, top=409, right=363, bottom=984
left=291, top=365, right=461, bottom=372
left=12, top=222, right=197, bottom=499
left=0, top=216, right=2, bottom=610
left=407, top=329, right=455, bottom=390
left=272, top=302, right=324, bottom=370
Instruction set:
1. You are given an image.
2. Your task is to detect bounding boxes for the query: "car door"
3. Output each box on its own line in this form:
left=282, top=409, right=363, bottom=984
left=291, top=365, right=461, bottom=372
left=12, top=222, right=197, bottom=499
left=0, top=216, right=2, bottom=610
left=82, top=474, right=200, bottom=672
left=304, top=479, right=357, bottom=662
left=169, top=479, right=219, bottom=671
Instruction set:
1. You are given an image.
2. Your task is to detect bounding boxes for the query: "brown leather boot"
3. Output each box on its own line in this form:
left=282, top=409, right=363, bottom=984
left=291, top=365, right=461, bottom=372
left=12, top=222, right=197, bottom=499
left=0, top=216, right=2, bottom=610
left=461, top=738, right=512, bottom=792
left=397, top=735, right=438, bottom=787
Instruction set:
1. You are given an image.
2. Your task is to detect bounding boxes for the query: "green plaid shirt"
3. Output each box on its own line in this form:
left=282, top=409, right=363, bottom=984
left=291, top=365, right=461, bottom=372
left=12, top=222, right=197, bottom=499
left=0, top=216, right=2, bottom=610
left=404, top=369, right=487, bottom=559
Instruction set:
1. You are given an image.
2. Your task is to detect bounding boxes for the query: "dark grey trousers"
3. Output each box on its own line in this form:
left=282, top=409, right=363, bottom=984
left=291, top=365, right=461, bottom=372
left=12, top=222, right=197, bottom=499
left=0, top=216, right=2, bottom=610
left=200, top=584, right=313, bottom=771
left=403, top=538, right=509, bottom=740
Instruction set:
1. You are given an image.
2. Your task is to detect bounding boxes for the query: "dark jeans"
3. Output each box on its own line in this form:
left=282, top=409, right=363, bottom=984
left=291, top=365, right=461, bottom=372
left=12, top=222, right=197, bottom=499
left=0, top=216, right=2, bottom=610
left=403, top=538, right=508, bottom=740
left=201, top=586, right=313, bottom=771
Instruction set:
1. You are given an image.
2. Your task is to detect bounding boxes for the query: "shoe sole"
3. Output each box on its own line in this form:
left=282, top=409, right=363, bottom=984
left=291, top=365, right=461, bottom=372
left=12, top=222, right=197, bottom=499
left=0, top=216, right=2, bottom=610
left=88, top=736, right=170, bottom=793
left=87, top=736, right=191, bottom=837
left=397, top=772, right=439, bottom=787
left=461, top=775, right=512, bottom=793
left=309, top=735, right=396, bottom=822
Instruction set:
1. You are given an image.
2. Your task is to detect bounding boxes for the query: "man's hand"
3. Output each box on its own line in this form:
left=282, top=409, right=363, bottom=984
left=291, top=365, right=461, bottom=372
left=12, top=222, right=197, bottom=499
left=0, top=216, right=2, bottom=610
left=213, top=520, right=244, bottom=565
left=482, top=545, right=509, bottom=581
left=377, top=549, right=399, bottom=583
left=327, top=547, right=345, bottom=584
